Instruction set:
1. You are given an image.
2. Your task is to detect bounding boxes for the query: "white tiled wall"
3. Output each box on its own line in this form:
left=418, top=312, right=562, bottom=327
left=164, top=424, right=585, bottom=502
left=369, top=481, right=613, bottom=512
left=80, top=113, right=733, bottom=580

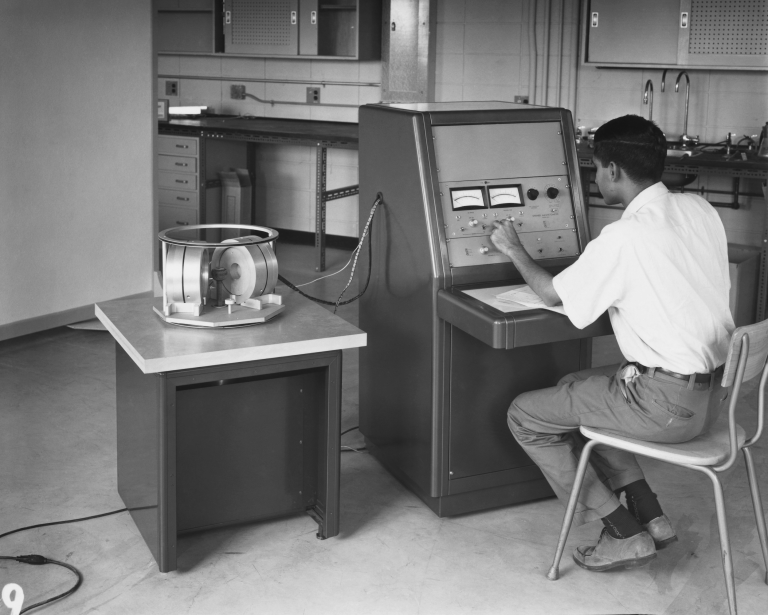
left=434, top=0, right=768, bottom=248
left=158, top=55, right=381, bottom=237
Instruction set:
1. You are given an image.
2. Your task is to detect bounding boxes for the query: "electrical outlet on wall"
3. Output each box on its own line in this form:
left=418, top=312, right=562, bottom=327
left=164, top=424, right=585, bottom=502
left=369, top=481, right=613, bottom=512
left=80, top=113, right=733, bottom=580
left=514, top=95, right=529, bottom=104
left=231, top=85, right=246, bottom=100
left=165, top=80, right=178, bottom=97
left=306, top=87, right=321, bottom=104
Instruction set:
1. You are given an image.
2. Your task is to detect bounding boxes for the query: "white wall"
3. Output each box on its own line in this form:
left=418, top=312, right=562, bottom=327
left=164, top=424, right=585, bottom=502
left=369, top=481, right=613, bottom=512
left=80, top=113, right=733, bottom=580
left=0, top=1, right=154, bottom=331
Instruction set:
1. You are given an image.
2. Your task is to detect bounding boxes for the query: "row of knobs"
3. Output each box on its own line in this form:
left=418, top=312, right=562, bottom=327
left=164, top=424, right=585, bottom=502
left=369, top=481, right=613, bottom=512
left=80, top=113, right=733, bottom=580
left=527, top=187, right=559, bottom=200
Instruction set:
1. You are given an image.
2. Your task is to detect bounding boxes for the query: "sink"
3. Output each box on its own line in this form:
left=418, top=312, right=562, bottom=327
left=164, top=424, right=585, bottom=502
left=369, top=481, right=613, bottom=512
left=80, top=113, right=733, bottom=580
left=666, top=149, right=692, bottom=158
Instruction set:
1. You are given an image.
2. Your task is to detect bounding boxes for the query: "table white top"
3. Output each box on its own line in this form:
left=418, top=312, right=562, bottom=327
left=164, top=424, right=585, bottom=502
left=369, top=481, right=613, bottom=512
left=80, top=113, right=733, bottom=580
left=95, top=293, right=366, bottom=374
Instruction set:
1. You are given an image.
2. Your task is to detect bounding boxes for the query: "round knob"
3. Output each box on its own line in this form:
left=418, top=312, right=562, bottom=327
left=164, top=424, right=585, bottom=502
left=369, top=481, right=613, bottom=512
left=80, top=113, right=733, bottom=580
left=479, top=246, right=489, bottom=255
left=547, top=187, right=559, bottom=199
left=469, top=219, right=479, bottom=227
left=527, top=188, right=539, bottom=200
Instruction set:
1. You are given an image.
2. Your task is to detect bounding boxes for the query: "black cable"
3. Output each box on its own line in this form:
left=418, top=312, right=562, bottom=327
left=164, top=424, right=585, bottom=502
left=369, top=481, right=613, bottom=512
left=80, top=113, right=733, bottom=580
left=278, top=193, right=381, bottom=309
left=0, top=555, right=83, bottom=614
left=0, top=507, right=127, bottom=540
left=340, top=426, right=366, bottom=453
left=0, top=508, right=126, bottom=613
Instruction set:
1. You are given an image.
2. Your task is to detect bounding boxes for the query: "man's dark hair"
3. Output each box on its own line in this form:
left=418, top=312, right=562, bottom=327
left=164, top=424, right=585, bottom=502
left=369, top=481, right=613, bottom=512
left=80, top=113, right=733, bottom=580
left=593, top=115, right=666, bottom=184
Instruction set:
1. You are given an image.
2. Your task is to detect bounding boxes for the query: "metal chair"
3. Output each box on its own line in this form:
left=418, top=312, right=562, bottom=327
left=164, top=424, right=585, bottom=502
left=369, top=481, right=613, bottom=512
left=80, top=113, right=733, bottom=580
left=546, top=321, right=768, bottom=615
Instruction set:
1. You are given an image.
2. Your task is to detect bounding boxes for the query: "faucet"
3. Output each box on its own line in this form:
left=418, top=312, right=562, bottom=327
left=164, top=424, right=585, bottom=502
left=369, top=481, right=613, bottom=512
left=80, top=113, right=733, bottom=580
left=643, top=80, right=654, bottom=121
left=661, top=69, right=669, bottom=92
left=675, top=71, right=699, bottom=148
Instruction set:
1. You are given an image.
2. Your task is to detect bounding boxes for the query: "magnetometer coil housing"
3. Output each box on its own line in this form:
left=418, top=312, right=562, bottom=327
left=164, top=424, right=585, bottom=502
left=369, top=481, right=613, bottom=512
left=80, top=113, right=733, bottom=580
left=156, top=224, right=285, bottom=327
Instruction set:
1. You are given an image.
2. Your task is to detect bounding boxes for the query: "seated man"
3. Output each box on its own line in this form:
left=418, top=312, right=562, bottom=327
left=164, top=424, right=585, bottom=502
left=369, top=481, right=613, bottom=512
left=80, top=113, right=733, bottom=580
left=490, top=114, right=734, bottom=571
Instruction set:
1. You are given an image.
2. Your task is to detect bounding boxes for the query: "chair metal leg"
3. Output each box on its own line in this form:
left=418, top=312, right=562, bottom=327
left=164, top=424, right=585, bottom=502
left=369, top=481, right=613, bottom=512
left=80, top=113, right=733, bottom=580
left=547, top=438, right=599, bottom=580
left=701, top=467, right=738, bottom=615
left=743, top=448, right=768, bottom=585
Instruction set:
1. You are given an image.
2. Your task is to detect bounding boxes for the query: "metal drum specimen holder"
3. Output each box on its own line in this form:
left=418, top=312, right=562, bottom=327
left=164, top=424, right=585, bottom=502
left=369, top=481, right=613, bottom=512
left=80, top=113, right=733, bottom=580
left=155, top=224, right=285, bottom=327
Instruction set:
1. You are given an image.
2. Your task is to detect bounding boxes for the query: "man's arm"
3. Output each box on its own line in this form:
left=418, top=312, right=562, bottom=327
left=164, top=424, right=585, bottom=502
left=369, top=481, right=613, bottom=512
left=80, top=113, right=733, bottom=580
left=490, top=219, right=562, bottom=307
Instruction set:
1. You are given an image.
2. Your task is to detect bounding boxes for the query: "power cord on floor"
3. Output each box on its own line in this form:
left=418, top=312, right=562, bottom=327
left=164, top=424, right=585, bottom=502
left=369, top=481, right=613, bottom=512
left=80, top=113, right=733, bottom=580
left=0, top=507, right=127, bottom=614
left=2, top=429, right=368, bottom=611
left=278, top=193, right=382, bottom=313
left=341, top=425, right=367, bottom=453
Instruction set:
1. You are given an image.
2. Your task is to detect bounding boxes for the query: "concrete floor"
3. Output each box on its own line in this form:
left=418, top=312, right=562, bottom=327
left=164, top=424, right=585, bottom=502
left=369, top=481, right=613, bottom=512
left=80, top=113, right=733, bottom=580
left=1, top=241, right=767, bottom=614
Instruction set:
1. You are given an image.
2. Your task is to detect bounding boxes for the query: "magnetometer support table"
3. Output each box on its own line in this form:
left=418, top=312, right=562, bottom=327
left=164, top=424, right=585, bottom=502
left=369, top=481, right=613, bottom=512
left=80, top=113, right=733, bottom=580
left=96, top=292, right=365, bottom=572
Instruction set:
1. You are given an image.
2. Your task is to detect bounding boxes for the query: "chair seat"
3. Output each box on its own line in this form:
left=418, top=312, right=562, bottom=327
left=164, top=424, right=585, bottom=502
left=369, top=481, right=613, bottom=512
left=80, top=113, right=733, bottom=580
left=580, top=423, right=747, bottom=467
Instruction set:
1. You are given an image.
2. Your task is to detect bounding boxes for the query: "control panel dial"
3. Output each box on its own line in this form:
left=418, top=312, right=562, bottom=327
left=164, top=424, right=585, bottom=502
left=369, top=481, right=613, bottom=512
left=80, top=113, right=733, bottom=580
left=546, top=187, right=559, bottom=199
left=527, top=188, right=539, bottom=200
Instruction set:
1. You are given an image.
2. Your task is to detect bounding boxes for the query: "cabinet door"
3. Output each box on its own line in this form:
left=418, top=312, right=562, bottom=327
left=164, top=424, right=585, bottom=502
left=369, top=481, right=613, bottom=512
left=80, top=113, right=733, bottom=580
left=224, top=0, right=299, bottom=55
left=587, top=0, right=680, bottom=65
left=299, top=0, right=318, bottom=56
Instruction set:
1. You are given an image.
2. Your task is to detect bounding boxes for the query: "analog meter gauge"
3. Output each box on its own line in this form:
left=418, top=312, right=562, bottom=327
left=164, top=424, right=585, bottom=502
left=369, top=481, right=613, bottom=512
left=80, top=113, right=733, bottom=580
left=450, top=187, right=487, bottom=210
left=488, top=185, right=524, bottom=208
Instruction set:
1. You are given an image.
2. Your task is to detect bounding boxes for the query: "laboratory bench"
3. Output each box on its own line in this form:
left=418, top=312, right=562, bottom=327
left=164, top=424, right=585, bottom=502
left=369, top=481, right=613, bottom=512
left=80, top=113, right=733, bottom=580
left=577, top=142, right=768, bottom=319
left=96, top=290, right=366, bottom=572
left=158, top=116, right=359, bottom=273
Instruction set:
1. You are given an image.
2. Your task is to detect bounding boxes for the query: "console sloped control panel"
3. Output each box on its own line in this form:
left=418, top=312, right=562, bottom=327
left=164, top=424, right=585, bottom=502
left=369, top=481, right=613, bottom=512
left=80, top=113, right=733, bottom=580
left=440, top=176, right=580, bottom=267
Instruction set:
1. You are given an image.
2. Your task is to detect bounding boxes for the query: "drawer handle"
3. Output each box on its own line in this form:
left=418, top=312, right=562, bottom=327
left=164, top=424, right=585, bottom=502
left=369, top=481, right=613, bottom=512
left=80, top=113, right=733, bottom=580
left=175, top=179, right=188, bottom=184
left=175, top=144, right=189, bottom=149
left=174, top=162, right=188, bottom=167
left=176, top=221, right=189, bottom=225
left=176, top=196, right=190, bottom=201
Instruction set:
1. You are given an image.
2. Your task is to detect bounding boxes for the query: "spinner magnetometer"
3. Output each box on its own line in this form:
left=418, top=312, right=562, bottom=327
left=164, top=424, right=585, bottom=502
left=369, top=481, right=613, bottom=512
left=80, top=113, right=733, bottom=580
left=155, top=224, right=285, bottom=327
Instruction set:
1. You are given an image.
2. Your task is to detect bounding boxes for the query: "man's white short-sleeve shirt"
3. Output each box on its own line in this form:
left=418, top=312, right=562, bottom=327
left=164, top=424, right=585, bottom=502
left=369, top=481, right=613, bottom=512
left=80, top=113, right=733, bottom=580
left=552, top=182, right=734, bottom=374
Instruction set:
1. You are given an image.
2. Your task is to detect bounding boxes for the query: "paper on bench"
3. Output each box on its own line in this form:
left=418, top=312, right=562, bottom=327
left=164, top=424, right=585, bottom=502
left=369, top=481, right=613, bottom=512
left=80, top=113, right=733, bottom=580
left=495, top=285, right=566, bottom=315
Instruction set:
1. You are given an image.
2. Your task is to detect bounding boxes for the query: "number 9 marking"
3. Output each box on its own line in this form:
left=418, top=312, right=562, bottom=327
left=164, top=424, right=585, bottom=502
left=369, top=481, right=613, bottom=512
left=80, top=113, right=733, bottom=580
left=2, top=584, right=24, bottom=615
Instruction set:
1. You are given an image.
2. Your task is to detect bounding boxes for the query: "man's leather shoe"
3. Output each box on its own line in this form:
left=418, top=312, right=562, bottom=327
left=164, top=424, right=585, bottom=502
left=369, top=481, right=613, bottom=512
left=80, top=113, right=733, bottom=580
left=643, top=514, right=677, bottom=549
left=573, top=529, right=656, bottom=572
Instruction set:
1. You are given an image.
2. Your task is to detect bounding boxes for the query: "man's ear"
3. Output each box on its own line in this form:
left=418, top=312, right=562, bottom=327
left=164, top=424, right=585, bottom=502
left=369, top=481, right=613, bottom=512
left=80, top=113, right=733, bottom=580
left=607, top=161, right=620, bottom=182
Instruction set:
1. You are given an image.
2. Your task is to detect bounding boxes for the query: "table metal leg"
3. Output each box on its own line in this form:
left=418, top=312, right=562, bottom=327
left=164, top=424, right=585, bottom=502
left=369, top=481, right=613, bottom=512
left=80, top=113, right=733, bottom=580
left=312, top=350, right=342, bottom=539
left=316, top=145, right=327, bottom=272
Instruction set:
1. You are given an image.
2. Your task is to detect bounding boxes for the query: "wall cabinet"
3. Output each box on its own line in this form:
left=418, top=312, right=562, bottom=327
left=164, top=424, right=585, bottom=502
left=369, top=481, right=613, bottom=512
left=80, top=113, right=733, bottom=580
left=157, top=0, right=381, bottom=60
left=583, top=0, right=768, bottom=70
left=156, top=0, right=223, bottom=54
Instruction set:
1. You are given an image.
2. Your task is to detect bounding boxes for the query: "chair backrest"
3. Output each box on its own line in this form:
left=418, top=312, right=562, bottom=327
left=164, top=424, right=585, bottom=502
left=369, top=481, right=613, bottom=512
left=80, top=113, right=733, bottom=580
left=722, top=320, right=768, bottom=388
left=715, top=319, right=768, bottom=470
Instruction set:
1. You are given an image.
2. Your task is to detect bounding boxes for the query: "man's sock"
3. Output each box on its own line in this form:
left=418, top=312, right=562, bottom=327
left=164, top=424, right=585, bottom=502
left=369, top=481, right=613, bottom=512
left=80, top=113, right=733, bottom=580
left=601, top=504, right=643, bottom=539
left=616, top=479, right=664, bottom=525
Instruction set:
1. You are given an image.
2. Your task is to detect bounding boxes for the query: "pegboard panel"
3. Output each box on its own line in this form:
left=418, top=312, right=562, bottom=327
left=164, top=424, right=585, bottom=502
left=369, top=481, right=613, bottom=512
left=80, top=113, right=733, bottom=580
left=231, top=0, right=293, bottom=46
left=689, top=0, right=768, bottom=55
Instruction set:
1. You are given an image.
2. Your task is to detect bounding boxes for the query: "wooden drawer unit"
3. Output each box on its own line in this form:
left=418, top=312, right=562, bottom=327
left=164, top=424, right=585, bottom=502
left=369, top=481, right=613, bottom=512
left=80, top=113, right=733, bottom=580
left=158, top=135, right=199, bottom=156
left=158, top=171, right=198, bottom=191
left=159, top=188, right=199, bottom=209
left=158, top=154, right=198, bottom=174
left=159, top=204, right=198, bottom=231
left=157, top=134, right=203, bottom=248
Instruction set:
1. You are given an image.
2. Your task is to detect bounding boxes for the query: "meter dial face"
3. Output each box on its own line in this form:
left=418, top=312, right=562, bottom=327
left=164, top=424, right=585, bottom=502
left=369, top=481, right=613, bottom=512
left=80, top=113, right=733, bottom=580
left=450, top=187, right=487, bottom=210
left=488, top=185, right=524, bottom=208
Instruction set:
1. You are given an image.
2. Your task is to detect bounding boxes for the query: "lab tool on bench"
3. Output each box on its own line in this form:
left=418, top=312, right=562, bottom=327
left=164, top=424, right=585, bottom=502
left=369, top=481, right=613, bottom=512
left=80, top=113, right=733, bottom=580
left=156, top=224, right=284, bottom=327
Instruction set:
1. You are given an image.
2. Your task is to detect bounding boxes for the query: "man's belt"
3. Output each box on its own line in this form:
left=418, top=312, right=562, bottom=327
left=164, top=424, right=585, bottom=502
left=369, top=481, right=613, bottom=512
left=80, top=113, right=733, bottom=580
left=635, top=363, right=723, bottom=385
